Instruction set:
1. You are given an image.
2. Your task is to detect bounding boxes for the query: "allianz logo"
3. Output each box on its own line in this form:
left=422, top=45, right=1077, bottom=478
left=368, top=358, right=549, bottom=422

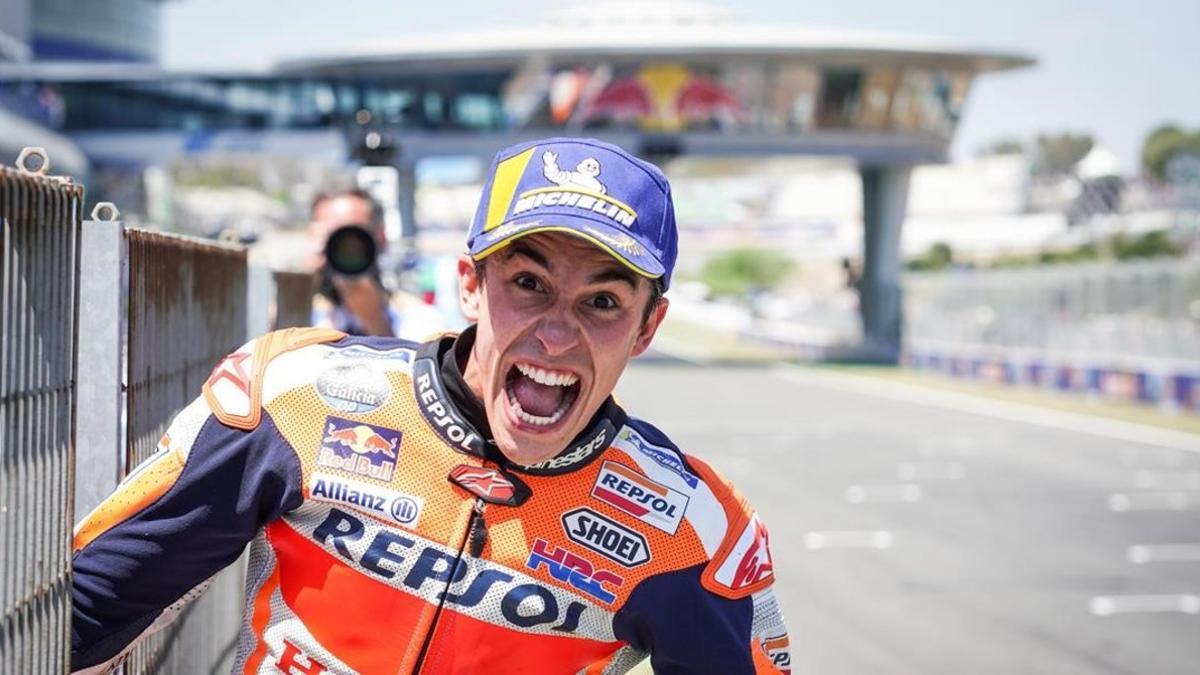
left=309, top=472, right=423, bottom=527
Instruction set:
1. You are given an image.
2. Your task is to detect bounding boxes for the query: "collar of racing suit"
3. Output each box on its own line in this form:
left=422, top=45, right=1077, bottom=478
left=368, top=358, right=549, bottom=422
left=411, top=324, right=626, bottom=476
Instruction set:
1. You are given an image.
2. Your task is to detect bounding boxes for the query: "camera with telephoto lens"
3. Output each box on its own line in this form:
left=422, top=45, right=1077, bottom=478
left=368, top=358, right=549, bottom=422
left=318, top=224, right=379, bottom=304
left=324, top=224, right=377, bottom=275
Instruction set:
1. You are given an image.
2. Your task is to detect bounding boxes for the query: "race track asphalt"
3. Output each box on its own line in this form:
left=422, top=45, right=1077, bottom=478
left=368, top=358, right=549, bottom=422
left=617, top=356, right=1200, bottom=675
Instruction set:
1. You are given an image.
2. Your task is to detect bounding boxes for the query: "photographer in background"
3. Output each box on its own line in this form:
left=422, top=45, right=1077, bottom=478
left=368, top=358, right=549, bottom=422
left=308, top=188, right=444, bottom=338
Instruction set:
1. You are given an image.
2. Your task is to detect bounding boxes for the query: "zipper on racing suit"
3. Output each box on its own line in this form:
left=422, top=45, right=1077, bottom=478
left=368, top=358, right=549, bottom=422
left=467, top=499, right=489, bottom=557
left=412, top=498, right=488, bottom=672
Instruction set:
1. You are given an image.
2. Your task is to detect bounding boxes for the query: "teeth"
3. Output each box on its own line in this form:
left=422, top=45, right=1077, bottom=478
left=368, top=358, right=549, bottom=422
left=515, top=363, right=578, bottom=387
left=507, top=388, right=571, bottom=427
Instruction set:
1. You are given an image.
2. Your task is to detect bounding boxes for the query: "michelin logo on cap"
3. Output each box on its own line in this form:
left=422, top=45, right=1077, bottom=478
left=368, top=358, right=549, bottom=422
left=509, top=151, right=638, bottom=228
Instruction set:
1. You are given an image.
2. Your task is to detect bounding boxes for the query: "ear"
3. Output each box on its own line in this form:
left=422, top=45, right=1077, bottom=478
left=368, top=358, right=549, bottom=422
left=630, top=297, right=669, bottom=358
left=457, top=254, right=481, bottom=321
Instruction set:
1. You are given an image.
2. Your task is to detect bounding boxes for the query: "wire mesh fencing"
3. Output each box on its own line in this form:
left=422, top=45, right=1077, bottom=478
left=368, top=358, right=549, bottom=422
left=905, top=257, right=1200, bottom=408
left=0, top=156, right=84, bottom=675
left=121, top=229, right=248, bottom=675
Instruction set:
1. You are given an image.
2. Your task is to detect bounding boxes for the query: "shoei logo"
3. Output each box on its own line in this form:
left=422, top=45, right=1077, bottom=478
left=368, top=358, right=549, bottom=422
left=591, top=461, right=689, bottom=534
left=526, top=538, right=625, bottom=606
left=317, top=416, right=401, bottom=482
left=562, top=508, right=650, bottom=568
left=310, top=471, right=423, bottom=528
left=509, top=151, right=638, bottom=228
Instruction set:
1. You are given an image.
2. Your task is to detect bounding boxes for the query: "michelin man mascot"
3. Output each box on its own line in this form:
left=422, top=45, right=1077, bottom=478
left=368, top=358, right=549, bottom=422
left=543, top=150, right=607, bottom=194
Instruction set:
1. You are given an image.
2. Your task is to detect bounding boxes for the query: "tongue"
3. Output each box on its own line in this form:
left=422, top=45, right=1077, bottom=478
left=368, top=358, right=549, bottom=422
left=512, top=374, right=565, bottom=418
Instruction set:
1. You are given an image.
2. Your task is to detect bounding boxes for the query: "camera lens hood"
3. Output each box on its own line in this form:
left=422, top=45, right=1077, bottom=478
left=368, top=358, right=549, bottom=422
left=324, top=224, right=377, bottom=276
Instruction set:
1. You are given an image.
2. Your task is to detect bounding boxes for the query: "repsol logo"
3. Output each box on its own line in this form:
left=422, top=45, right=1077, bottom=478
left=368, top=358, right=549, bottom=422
left=312, top=508, right=587, bottom=633
left=561, top=508, right=650, bottom=567
left=414, top=358, right=483, bottom=455
left=591, top=461, right=688, bottom=534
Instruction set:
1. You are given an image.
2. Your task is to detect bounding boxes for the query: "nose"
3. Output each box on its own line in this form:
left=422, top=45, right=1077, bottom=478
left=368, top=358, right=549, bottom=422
left=534, top=306, right=580, bottom=357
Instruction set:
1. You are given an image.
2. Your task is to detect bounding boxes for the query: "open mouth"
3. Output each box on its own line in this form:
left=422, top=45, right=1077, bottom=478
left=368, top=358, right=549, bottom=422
left=504, top=362, right=582, bottom=429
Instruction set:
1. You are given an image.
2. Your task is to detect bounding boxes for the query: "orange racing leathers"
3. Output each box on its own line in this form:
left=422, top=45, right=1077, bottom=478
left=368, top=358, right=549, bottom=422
left=71, top=327, right=792, bottom=674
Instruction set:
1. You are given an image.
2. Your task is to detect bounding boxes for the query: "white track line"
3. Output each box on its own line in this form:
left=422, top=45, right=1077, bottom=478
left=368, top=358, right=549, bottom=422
left=804, top=531, right=895, bottom=550
left=776, top=367, right=1200, bottom=453
left=1090, top=594, right=1200, bottom=616
left=1108, top=492, right=1191, bottom=512
left=897, top=461, right=966, bottom=481
left=1127, top=544, right=1200, bottom=564
left=846, top=483, right=922, bottom=504
left=1133, top=470, right=1200, bottom=490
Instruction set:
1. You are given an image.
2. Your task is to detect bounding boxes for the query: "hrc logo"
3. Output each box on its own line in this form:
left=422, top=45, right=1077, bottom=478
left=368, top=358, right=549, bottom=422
left=731, top=515, right=774, bottom=590
left=525, top=538, right=625, bottom=605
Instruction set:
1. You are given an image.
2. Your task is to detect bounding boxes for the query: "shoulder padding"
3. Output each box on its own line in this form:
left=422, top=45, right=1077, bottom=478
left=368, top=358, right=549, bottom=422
left=689, top=456, right=777, bottom=600
left=202, top=327, right=345, bottom=430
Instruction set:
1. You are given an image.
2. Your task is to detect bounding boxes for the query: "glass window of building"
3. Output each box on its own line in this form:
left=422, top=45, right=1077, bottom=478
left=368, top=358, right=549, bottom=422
left=816, top=68, right=862, bottom=129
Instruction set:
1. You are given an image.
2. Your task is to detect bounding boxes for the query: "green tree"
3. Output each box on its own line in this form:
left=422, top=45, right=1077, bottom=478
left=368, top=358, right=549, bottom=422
left=1111, top=231, right=1182, bottom=260
left=1141, top=124, right=1200, bottom=182
left=699, top=248, right=794, bottom=298
left=906, top=242, right=954, bottom=271
left=978, top=138, right=1025, bottom=156
left=1031, top=132, right=1094, bottom=176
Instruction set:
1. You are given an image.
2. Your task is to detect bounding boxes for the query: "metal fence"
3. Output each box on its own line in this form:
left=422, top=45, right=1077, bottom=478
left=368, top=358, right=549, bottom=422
left=0, top=155, right=84, bottom=674
left=904, top=257, right=1200, bottom=408
left=122, top=230, right=247, bottom=675
left=273, top=270, right=315, bottom=330
left=1, top=149, right=358, bottom=674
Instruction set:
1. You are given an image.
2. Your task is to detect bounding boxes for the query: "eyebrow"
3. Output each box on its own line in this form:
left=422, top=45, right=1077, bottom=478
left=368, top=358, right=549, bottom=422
left=505, top=242, right=638, bottom=290
left=505, top=243, right=550, bottom=270
left=588, top=267, right=639, bottom=290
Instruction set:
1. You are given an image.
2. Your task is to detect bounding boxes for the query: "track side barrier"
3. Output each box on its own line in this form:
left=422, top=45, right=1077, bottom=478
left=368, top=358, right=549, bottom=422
left=0, top=149, right=84, bottom=675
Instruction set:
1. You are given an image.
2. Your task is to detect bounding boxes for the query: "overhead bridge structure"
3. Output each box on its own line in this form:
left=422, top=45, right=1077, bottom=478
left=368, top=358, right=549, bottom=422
left=0, top=0, right=1033, bottom=361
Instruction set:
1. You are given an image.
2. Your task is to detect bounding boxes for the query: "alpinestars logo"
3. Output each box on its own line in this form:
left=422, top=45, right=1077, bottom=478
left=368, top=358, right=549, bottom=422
left=518, top=420, right=612, bottom=475
left=448, top=465, right=531, bottom=506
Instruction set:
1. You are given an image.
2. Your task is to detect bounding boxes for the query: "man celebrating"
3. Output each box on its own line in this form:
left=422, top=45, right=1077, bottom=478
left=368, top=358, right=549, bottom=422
left=72, top=138, right=791, bottom=674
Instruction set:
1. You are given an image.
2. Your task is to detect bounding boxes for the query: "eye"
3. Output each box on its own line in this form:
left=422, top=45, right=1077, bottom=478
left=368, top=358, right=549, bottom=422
left=588, top=293, right=619, bottom=311
left=513, top=273, right=543, bottom=293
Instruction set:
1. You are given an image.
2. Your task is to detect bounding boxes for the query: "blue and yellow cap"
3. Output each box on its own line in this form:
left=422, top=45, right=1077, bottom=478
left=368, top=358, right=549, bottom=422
left=467, top=137, right=678, bottom=289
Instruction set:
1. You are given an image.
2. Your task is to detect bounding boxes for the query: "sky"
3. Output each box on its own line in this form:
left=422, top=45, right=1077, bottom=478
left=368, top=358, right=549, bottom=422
left=161, top=0, right=1200, bottom=172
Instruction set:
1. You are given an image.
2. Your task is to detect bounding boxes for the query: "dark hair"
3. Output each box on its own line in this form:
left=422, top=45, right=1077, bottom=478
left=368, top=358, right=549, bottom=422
left=310, top=188, right=384, bottom=232
left=473, top=257, right=665, bottom=325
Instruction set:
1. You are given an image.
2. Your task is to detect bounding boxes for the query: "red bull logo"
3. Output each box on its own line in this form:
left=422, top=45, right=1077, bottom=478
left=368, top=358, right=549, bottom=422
left=317, top=416, right=401, bottom=482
